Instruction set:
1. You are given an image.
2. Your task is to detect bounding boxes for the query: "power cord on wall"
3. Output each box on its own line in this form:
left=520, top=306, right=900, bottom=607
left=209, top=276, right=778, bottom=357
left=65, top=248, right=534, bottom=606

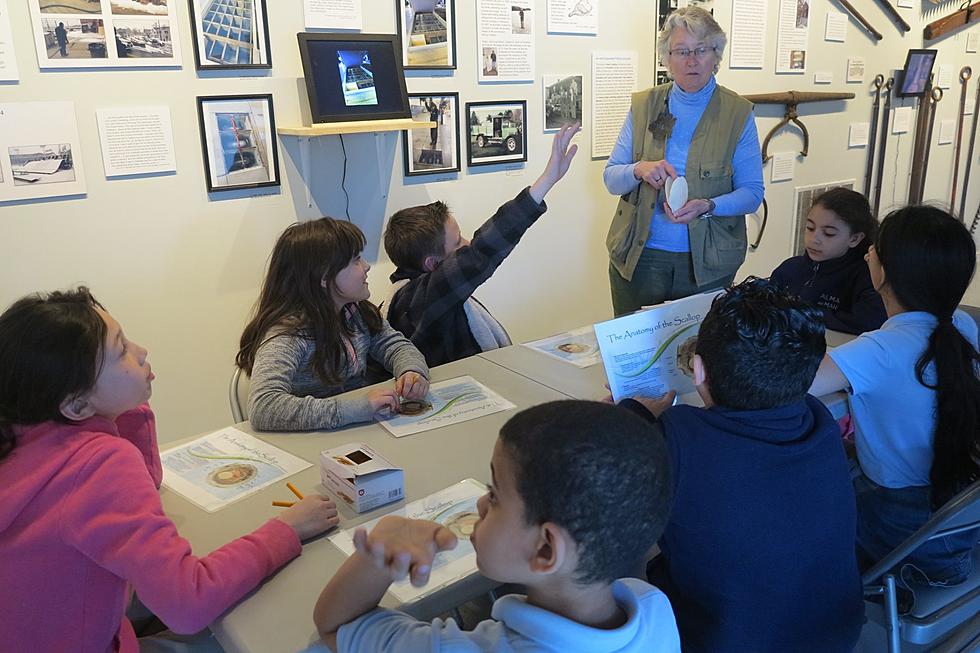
left=339, top=133, right=352, bottom=221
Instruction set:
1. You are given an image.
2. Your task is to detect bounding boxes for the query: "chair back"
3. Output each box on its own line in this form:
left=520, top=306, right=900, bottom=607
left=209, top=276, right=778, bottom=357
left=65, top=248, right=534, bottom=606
left=229, top=367, right=250, bottom=423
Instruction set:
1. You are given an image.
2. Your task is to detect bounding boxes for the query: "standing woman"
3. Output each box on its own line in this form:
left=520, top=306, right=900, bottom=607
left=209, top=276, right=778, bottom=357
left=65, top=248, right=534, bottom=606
left=604, top=7, right=764, bottom=316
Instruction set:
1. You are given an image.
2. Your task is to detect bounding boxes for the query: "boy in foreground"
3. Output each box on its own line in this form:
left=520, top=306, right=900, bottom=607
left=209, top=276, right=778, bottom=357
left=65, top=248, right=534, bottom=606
left=621, top=277, right=864, bottom=653
left=313, top=400, right=680, bottom=652
left=382, top=123, right=579, bottom=367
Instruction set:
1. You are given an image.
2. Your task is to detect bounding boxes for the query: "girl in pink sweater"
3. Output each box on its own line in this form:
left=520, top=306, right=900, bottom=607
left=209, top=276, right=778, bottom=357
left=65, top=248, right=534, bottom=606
left=0, top=287, right=339, bottom=653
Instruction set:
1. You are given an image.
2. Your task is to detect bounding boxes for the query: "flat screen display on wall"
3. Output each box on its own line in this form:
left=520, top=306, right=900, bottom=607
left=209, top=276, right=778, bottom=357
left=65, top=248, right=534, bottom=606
left=298, top=33, right=411, bottom=123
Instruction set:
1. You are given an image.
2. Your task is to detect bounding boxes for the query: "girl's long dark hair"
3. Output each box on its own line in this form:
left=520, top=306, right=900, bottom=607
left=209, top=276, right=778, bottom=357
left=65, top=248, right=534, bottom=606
left=876, top=206, right=980, bottom=507
left=0, top=288, right=106, bottom=461
left=236, top=218, right=382, bottom=385
left=812, top=187, right=877, bottom=255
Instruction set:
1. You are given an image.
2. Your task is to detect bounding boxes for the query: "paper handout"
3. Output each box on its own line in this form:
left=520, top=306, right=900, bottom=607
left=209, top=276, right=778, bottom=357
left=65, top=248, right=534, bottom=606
left=594, top=291, right=722, bottom=403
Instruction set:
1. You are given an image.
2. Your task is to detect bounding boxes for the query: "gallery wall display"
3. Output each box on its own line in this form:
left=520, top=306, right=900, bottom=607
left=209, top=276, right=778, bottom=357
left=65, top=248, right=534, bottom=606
left=465, top=100, right=527, bottom=167
left=188, top=0, right=271, bottom=69
left=196, top=94, right=279, bottom=192
left=542, top=74, right=582, bottom=131
left=298, top=32, right=411, bottom=123
left=28, top=0, right=182, bottom=68
left=0, top=101, right=86, bottom=203
left=404, top=92, right=460, bottom=177
left=397, top=0, right=456, bottom=70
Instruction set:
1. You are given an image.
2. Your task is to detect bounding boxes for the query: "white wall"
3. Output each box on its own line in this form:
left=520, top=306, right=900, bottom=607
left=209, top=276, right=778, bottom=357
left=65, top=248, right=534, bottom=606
left=0, top=0, right=977, bottom=444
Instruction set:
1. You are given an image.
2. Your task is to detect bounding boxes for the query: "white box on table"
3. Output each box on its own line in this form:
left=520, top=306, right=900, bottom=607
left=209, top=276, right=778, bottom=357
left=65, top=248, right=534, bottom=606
left=319, top=443, right=403, bottom=513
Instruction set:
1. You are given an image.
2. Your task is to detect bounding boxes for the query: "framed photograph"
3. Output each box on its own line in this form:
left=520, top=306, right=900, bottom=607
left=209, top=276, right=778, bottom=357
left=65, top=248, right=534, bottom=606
left=188, top=0, right=271, bottom=69
left=298, top=32, right=411, bottom=124
left=542, top=74, right=583, bottom=131
left=466, top=100, right=527, bottom=167
left=28, top=0, right=182, bottom=68
left=403, top=93, right=460, bottom=177
left=397, top=0, right=456, bottom=70
left=196, top=94, right=279, bottom=193
left=897, top=49, right=938, bottom=98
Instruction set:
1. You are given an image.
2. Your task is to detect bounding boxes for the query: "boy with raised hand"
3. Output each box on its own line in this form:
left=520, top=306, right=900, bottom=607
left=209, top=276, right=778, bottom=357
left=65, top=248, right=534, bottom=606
left=620, top=277, right=864, bottom=653
left=382, top=123, right=579, bottom=367
left=313, top=400, right=680, bottom=653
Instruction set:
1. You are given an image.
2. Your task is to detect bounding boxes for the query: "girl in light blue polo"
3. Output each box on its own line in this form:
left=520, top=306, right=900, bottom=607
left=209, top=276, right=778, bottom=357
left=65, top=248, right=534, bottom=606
left=810, top=205, right=980, bottom=585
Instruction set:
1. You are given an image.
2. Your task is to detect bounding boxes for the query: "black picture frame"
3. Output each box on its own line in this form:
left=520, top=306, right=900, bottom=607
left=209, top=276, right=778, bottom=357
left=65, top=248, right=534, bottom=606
left=396, top=0, right=457, bottom=70
left=298, top=32, right=411, bottom=124
left=465, top=100, right=528, bottom=167
left=196, top=94, right=281, bottom=193
left=897, top=49, right=938, bottom=98
left=403, top=93, right=461, bottom=177
left=187, top=0, right=272, bottom=70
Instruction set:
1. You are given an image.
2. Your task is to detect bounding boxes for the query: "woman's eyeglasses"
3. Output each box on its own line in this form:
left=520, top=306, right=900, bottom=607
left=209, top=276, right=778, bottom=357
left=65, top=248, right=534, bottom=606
left=668, top=46, right=717, bottom=60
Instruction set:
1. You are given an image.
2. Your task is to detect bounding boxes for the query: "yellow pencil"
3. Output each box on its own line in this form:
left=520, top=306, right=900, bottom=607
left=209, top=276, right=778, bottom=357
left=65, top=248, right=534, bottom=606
left=272, top=501, right=295, bottom=508
left=286, top=482, right=305, bottom=500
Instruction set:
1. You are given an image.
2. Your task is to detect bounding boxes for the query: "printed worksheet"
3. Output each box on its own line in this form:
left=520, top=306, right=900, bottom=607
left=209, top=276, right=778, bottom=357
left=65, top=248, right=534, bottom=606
left=161, top=427, right=311, bottom=512
left=377, top=376, right=515, bottom=438
left=523, top=325, right=600, bottom=367
left=595, top=290, right=722, bottom=402
left=329, top=479, right=486, bottom=604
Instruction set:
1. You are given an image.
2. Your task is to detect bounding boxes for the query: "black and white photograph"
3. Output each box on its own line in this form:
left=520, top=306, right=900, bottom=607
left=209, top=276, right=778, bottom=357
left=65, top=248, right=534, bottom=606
left=8, top=144, right=76, bottom=186
left=466, top=100, right=527, bottom=167
left=196, top=94, right=279, bottom=193
left=511, top=3, right=531, bottom=34
left=404, top=93, right=460, bottom=177
left=41, top=18, right=107, bottom=59
left=113, top=18, right=174, bottom=58
left=543, top=74, right=582, bottom=131
left=789, top=50, right=805, bottom=70
left=397, top=0, right=456, bottom=70
left=482, top=47, right=498, bottom=76
left=188, top=0, right=271, bottom=69
left=111, top=0, right=169, bottom=15
left=795, top=0, right=809, bottom=29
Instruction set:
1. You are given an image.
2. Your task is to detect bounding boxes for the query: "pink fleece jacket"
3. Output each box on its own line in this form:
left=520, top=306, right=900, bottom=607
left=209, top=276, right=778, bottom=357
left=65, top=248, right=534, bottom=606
left=0, top=405, right=302, bottom=653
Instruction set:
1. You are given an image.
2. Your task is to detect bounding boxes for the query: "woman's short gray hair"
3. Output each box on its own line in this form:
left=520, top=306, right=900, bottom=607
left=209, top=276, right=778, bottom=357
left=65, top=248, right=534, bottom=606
left=656, top=6, right=727, bottom=73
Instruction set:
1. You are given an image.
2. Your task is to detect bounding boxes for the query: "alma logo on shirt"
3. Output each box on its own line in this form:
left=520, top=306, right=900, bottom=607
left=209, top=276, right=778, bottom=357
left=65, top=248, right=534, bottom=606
left=817, top=293, right=841, bottom=311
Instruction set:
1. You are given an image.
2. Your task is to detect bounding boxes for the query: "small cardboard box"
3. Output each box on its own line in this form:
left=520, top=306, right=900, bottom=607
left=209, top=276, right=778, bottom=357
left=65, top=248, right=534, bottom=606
left=319, top=443, right=404, bottom=513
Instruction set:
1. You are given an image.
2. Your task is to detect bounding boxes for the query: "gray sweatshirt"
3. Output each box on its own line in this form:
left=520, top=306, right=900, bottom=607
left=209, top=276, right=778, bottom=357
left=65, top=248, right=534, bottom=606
left=247, top=310, right=428, bottom=431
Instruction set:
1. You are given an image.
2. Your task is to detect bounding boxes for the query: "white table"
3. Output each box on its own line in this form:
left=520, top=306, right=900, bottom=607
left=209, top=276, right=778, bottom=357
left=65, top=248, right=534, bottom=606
left=480, top=328, right=857, bottom=420
left=160, top=356, right=570, bottom=653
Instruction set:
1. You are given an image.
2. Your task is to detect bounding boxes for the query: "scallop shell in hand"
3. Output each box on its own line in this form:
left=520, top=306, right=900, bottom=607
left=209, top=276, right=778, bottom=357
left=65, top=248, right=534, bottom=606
left=664, top=176, right=688, bottom=212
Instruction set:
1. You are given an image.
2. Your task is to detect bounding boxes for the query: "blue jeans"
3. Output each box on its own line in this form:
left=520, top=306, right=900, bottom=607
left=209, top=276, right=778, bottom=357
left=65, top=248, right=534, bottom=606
left=854, top=473, right=977, bottom=585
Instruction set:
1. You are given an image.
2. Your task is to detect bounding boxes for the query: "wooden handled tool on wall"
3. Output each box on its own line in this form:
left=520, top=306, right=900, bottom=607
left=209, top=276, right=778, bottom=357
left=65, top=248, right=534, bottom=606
left=742, top=91, right=855, bottom=162
left=836, top=0, right=884, bottom=40
left=864, top=75, right=885, bottom=202
left=924, top=1, right=980, bottom=40
left=959, top=78, right=980, bottom=221
left=873, top=0, right=911, bottom=32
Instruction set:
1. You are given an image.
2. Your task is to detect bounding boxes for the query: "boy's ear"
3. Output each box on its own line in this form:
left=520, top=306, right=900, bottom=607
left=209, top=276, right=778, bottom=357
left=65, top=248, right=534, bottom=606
left=528, top=522, right=569, bottom=576
left=422, top=255, right=442, bottom=272
left=60, top=393, right=96, bottom=421
left=693, top=354, right=708, bottom=387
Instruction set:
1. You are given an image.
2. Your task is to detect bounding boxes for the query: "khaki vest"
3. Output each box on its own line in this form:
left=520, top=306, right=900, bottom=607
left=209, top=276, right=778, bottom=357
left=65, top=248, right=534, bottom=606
left=606, top=82, right=753, bottom=286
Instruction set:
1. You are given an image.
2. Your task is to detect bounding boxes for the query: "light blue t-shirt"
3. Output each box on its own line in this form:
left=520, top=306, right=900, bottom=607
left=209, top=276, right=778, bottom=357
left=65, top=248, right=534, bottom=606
left=829, top=310, right=979, bottom=488
left=336, top=578, right=680, bottom=653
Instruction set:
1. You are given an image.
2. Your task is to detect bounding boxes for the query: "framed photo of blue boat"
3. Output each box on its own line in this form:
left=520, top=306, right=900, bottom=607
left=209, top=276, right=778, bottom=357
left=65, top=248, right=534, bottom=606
left=196, top=94, right=280, bottom=193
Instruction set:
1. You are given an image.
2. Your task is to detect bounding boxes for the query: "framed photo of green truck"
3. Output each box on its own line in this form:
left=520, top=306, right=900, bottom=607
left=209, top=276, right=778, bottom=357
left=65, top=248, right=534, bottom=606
left=465, top=100, right=527, bottom=167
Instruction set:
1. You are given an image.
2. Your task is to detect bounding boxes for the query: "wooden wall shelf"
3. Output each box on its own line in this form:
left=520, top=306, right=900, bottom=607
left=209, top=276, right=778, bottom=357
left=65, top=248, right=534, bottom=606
left=278, top=119, right=435, bottom=137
